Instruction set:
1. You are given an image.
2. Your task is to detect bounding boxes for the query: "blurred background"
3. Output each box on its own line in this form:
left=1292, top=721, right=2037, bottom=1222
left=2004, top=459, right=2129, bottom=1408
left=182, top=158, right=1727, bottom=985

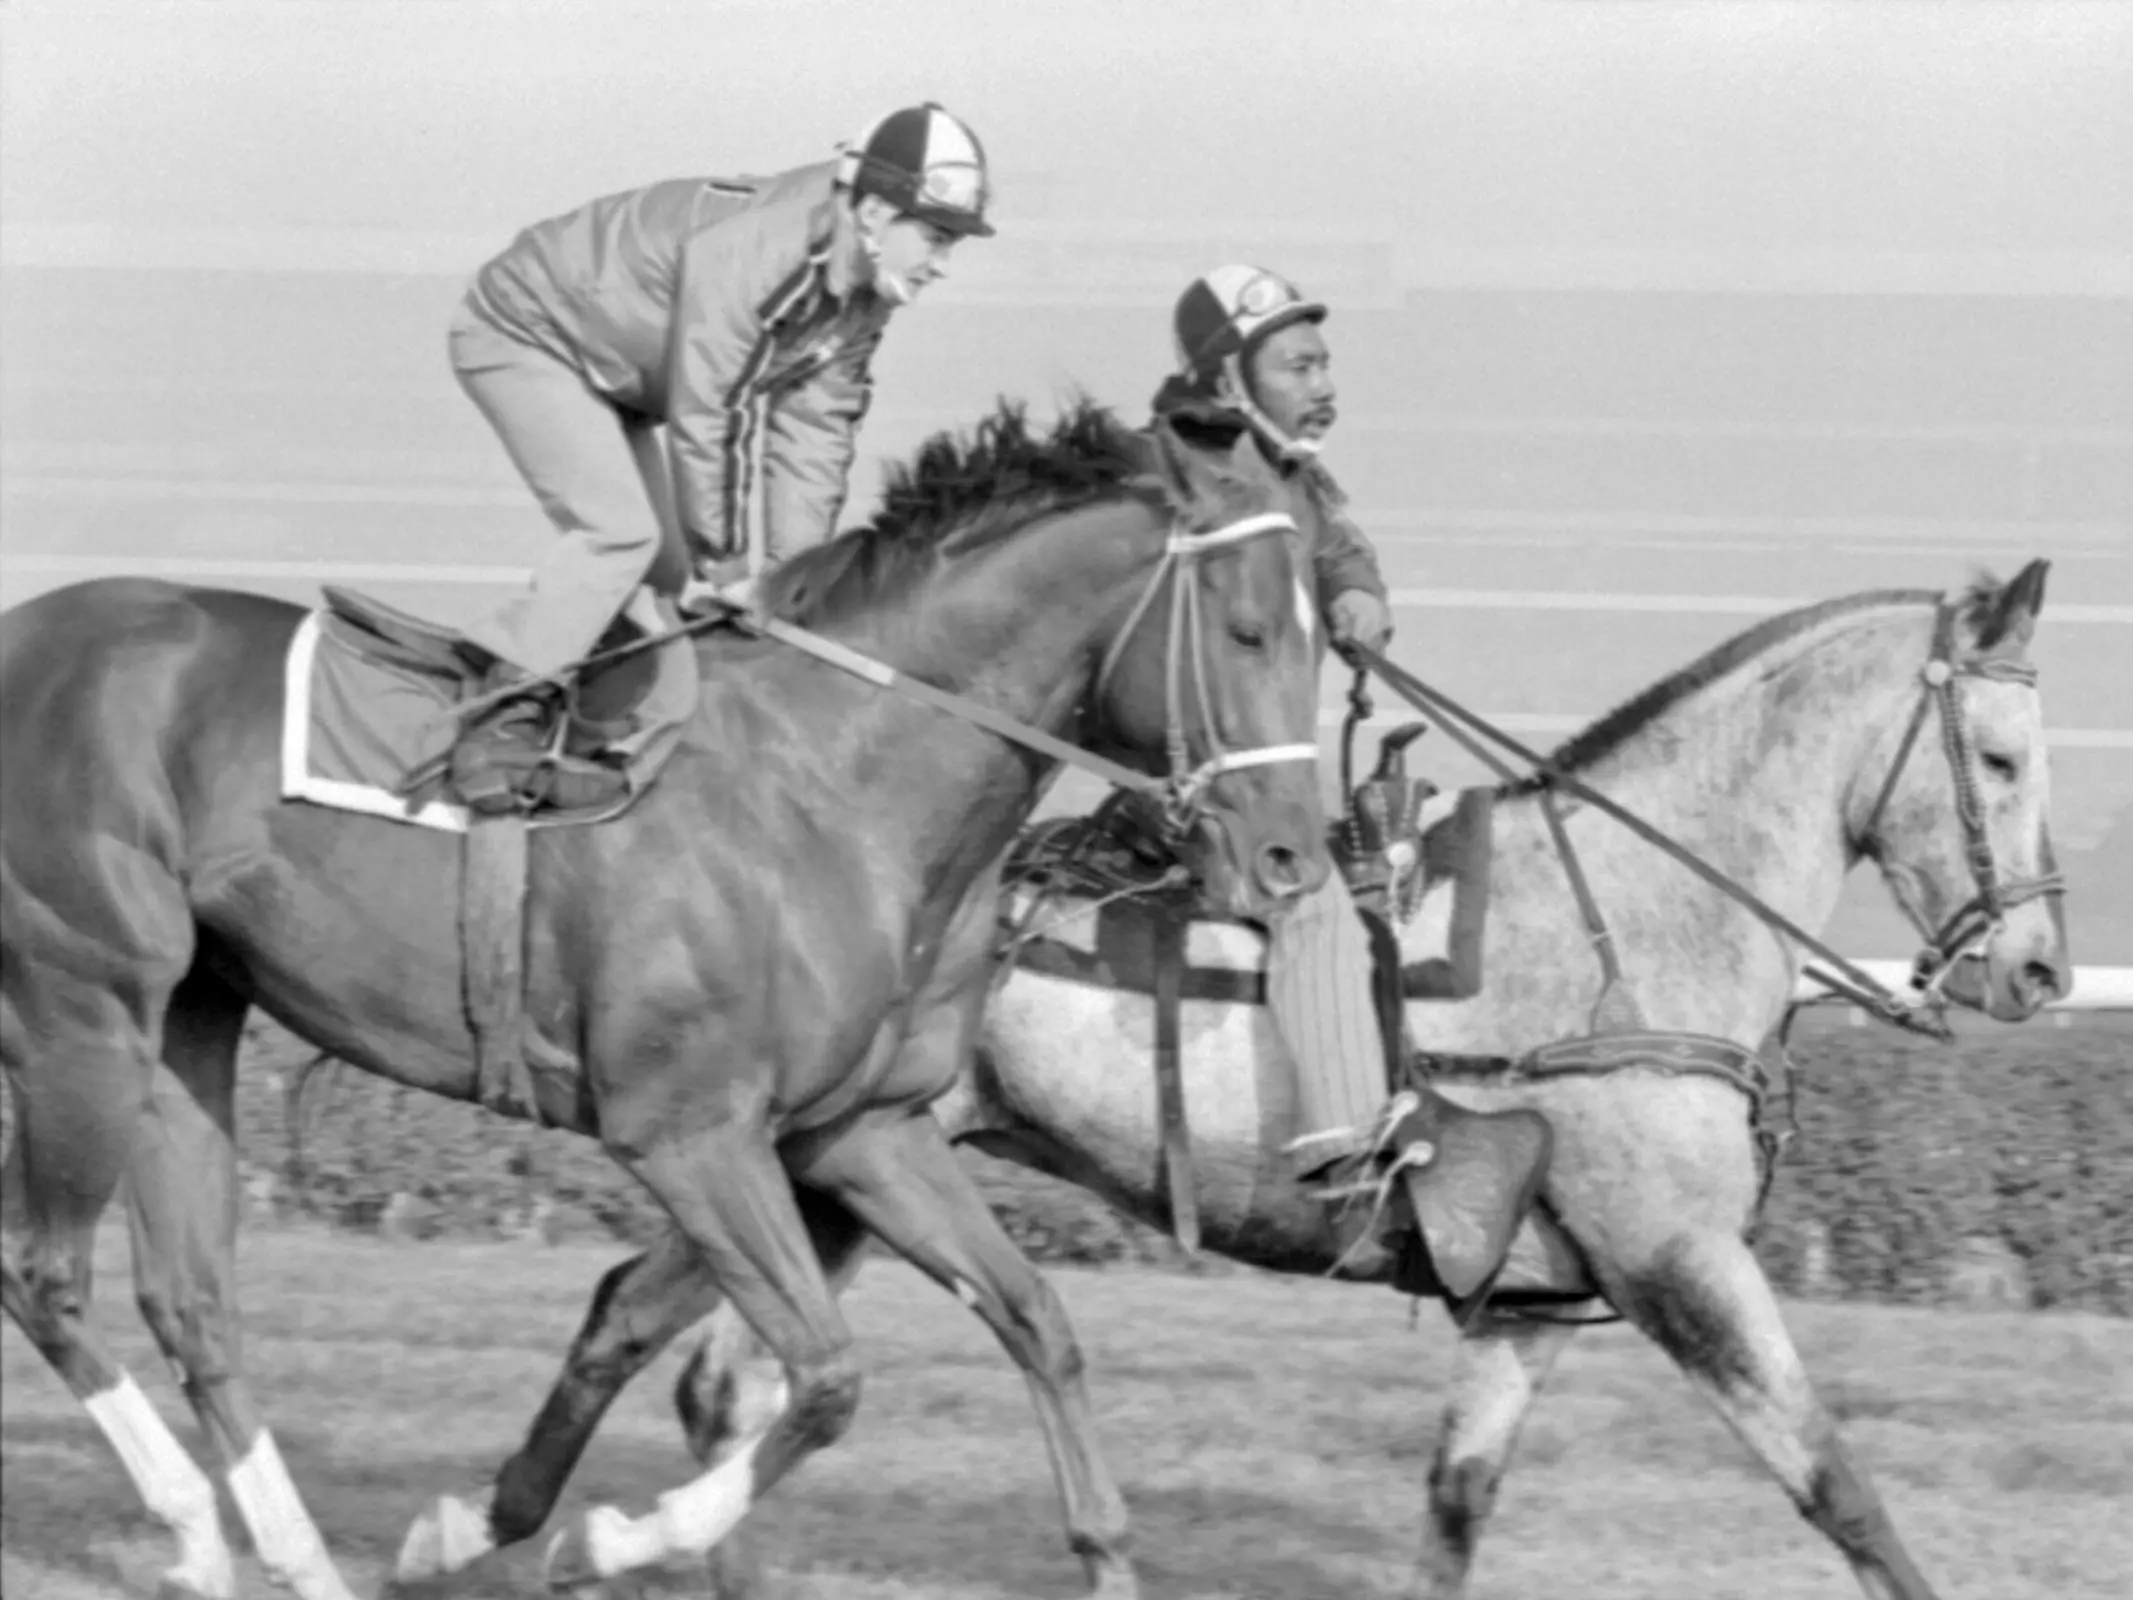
left=3, top=0, right=2128, bottom=969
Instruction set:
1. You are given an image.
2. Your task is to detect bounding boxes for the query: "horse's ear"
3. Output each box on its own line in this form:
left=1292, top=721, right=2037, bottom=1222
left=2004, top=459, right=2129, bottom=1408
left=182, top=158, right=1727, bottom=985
left=1978, top=558, right=2050, bottom=653
left=1145, top=415, right=1276, bottom=529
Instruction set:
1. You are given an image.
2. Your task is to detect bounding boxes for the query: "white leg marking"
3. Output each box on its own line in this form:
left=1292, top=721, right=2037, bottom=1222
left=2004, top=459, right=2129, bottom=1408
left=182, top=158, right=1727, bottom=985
left=723, top=1365, right=791, bottom=1444
left=395, top=1488, right=500, bottom=1583
left=84, top=1372, right=235, bottom=1599
left=577, top=1437, right=766, bottom=1578
left=226, top=1429, right=358, bottom=1600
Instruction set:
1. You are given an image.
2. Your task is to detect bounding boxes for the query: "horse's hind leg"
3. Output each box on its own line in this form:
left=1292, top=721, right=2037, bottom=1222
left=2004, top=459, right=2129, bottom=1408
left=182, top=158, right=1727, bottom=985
left=1, top=987, right=234, bottom=1599
left=1614, top=1229, right=1941, bottom=1600
left=124, top=965, right=358, bottom=1600
left=1407, top=1309, right=1585, bottom=1599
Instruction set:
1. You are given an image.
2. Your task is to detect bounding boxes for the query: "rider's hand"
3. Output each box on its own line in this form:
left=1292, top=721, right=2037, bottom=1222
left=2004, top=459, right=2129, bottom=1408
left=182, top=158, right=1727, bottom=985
left=677, top=575, right=727, bottom=616
left=679, top=562, right=756, bottom=617
left=1328, top=588, right=1394, bottom=655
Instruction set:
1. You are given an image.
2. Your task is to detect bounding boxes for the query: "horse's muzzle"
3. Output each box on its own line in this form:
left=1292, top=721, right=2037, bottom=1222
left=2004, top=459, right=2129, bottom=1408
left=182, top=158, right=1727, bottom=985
left=1252, top=840, right=1320, bottom=907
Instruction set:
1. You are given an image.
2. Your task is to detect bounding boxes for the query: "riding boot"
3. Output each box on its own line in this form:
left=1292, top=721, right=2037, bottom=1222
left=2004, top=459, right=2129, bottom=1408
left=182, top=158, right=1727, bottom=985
left=450, top=692, right=628, bottom=817
left=1389, top=1086, right=1554, bottom=1303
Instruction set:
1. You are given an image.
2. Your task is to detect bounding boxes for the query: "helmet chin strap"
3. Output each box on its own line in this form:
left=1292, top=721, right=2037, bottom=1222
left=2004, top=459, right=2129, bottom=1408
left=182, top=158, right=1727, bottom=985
left=1218, top=358, right=1320, bottom=463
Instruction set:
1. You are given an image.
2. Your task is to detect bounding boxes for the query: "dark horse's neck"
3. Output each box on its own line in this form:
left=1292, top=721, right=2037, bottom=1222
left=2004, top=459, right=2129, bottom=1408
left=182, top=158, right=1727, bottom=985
left=732, top=494, right=1172, bottom=915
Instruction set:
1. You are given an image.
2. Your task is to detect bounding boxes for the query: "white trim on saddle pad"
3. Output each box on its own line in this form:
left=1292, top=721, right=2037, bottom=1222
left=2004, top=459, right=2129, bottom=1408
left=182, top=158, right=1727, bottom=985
left=280, top=610, right=472, bottom=834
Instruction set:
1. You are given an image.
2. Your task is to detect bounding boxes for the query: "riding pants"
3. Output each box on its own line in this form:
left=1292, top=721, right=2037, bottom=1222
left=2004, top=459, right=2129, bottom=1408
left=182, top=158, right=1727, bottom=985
left=448, top=295, right=696, bottom=729
left=1266, top=870, right=1393, bottom=1175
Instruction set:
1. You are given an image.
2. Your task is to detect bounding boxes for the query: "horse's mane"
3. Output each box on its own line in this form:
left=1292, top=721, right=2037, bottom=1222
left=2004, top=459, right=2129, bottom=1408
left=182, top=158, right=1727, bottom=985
left=1501, top=578, right=2003, bottom=795
left=758, top=394, right=1161, bottom=626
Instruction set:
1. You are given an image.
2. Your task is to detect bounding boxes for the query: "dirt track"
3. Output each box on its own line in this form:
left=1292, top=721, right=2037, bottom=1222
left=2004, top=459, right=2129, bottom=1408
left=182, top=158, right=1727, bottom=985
left=4, top=1227, right=2128, bottom=1600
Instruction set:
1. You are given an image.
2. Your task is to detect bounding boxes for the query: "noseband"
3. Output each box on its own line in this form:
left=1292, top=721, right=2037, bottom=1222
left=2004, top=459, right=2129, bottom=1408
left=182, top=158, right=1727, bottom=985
left=1094, top=510, right=1323, bottom=834
left=1856, top=602, right=2066, bottom=998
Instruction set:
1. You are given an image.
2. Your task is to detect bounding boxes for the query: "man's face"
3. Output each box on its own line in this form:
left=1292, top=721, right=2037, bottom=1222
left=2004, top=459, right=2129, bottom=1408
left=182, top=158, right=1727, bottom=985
left=1241, top=320, right=1337, bottom=441
left=857, top=195, right=960, bottom=304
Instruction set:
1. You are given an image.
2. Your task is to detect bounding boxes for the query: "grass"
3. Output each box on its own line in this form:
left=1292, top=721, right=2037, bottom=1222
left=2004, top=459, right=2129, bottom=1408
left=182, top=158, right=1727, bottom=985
left=3, top=1227, right=2129, bottom=1600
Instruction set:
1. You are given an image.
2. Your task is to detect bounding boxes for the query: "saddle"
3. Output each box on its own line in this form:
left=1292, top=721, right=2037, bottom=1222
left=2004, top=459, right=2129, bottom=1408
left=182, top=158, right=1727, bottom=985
left=1001, top=729, right=1494, bottom=1257
left=316, top=585, right=687, bottom=822
left=284, top=585, right=711, bottom=1130
left=1003, top=720, right=1492, bottom=1035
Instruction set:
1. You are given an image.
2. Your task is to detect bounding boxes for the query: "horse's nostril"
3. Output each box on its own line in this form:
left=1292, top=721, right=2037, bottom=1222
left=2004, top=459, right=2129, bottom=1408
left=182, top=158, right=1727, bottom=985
left=1256, top=844, right=1304, bottom=898
left=2020, top=959, right=2063, bottom=1001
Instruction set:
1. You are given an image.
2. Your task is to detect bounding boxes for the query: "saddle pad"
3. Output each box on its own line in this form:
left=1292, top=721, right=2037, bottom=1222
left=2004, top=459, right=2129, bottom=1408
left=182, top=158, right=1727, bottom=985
left=282, top=609, right=477, bottom=832
left=1004, top=783, right=1496, bottom=1004
left=282, top=585, right=695, bottom=831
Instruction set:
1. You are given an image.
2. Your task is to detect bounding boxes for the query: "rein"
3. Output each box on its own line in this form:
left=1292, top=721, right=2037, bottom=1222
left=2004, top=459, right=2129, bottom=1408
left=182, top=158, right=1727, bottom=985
left=1344, top=595, right=2055, bottom=1043
left=488, top=506, right=1321, bottom=831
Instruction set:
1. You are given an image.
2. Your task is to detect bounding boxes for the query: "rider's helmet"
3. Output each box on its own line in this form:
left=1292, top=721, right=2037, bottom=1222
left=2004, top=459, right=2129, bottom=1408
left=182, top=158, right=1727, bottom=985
left=835, top=102, right=995, bottom=239
left=1169, top=265, right=1328, bottom=459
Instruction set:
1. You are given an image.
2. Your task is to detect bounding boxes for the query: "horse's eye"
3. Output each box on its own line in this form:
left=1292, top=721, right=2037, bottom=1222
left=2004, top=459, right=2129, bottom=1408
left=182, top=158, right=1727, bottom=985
left=1227, top=622, right=1267, bottom=650
left=1981, top=751, right=2019, bottom=782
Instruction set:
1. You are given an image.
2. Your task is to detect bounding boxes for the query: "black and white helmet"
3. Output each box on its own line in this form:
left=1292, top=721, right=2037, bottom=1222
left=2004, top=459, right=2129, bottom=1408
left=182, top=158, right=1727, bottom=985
left=836, top=102, right=994, bottom=239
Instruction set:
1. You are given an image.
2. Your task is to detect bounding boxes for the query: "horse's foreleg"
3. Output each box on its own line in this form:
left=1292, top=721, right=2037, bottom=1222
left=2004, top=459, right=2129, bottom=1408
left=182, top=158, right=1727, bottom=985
left=1617, top=1230, right=1941, bottom=1600
left=127, top=973, right=358, bottom=1600
left=673, top=1231, right=876, bottom=1600
left=393, top=1226, right=714, bottom=1584
left=1407, top=1309, right=1583, bottom=1600
left=796, top=1107, right=1137, bottom=1600
left=536, top=1120, right=866, bottom=1590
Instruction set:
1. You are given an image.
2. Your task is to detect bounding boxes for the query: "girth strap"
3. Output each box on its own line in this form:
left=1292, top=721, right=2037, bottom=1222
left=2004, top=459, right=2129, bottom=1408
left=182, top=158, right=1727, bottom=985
left=1150, top=913, right=1201, bottom=1254
left=460, top=814, right=542, bottom=1122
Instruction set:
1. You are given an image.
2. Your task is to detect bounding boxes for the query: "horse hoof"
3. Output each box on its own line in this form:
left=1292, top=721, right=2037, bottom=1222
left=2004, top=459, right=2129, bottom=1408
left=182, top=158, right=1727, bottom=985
left=393, top=1490, right=498, bottom=1585
left=544, top=1505, right=635, bottom=1592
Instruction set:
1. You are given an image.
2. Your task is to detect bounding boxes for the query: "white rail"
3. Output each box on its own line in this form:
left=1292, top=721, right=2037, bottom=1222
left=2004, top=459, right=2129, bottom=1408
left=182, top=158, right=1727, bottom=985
left=1793, top=961, right=2133, bottom=1015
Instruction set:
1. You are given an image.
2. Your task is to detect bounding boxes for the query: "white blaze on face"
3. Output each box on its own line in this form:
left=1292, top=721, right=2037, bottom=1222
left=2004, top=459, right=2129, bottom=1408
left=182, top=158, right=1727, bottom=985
left=1295, top=577, right=1317, bottom=645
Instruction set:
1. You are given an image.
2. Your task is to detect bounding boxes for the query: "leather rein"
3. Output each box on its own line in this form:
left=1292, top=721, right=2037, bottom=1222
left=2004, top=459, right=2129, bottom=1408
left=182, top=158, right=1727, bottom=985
left=1345, top=595, right=2063, bottom=1042
left=704, top=507, right=1321, bottom=833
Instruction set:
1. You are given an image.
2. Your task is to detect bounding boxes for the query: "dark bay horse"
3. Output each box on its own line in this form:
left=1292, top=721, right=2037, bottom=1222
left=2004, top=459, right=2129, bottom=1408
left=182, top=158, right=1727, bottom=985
left=582, top=568, right=2068, bottom=1599
left=0, top=401, right=1332, bottom=1600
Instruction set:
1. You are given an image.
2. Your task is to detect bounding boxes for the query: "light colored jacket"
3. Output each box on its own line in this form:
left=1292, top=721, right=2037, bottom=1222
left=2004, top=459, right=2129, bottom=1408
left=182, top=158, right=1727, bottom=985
left=1285, top=460, right=1392, bottom=615
left=469, top=161, right=892, bottom=571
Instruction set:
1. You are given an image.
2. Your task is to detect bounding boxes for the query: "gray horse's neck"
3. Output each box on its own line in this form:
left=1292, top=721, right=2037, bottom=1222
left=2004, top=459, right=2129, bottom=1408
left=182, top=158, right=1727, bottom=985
left=1416, top=600, right=1934, bottom=1055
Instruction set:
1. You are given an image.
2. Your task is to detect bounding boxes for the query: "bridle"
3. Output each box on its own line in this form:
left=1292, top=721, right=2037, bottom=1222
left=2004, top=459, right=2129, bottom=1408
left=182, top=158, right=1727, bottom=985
left=1092, top=509, right=1323, bottom=834
left=1344, top=587, right=2066, bottom=1040
left=1854, top=601, right=2065, bottom=1001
